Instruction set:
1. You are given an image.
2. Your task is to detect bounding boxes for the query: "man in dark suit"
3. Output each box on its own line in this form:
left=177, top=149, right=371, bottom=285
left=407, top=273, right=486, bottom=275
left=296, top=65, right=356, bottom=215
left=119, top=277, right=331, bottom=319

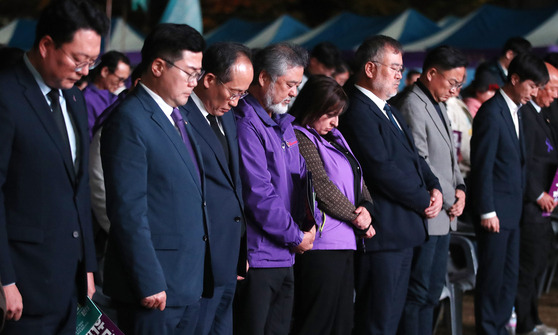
left=101, top=24, right=211, bottom=335
left=475, top=37, right=532, bottom=88
left=0, top=1, right=108, bottom=334
left=186, top=42, right=253, bottom=335
left=338, top=35, right=442, bottom=335
left=395, top=45, right=467, bottom=335
left=470, top=53, right=549, bottom=335
left=515, top=62, right=558, bottom=335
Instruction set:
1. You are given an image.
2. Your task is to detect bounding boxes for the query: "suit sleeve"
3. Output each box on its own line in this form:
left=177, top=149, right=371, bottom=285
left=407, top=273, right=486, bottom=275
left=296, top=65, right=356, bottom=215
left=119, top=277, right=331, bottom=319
left=236, top=120, right=303, bottom=248
left=399, top=98, right=457, bottom=208
left=470, top=105, right=499, bottom=215
left=341, top=101, right=432, bottom=215
left=0, top=99, right=17, bottom=284
left=89, top=130, right=110, bottom=233
left=522, top=107, right=554, bottom=202
left=101, top=109, right=167, bottom=299
left=295, top=130, right=359, bottom=222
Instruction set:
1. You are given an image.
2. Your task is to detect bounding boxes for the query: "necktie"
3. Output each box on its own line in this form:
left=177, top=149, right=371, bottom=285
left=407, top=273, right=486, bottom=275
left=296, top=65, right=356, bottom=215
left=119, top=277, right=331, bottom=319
left=384, top=103, right=403, bottom=134
left=171, top=107, right=200, bottom=181
left=206, top=114, right=229, bottom=163
left=47, top=89, right=71, bottom=148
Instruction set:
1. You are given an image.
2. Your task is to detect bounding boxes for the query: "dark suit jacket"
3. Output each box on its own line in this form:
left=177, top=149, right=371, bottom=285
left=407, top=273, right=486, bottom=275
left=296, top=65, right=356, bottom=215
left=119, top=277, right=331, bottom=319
left=184, top=98, right=246, bottom=286
left=0, top=60, right=95, bottom=315
left=520, top=102, right=558, bottom=224
left=476, top=58, right=507, bottom=88
left=339, top=86, right=440, bottom=251
left=101, top=85, right=211, bottom=306
left=470, top=91, right=526, bottom=229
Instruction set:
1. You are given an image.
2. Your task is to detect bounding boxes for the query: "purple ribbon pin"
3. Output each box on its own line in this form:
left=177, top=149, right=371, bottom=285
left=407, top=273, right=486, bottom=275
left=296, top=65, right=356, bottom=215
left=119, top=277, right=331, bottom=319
left=546, top=138, right=554, bottom=152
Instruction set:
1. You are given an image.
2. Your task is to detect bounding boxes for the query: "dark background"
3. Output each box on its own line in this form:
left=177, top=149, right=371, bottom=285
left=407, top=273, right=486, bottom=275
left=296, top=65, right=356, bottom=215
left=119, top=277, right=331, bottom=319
left=1, top=0, right=557, bottom=34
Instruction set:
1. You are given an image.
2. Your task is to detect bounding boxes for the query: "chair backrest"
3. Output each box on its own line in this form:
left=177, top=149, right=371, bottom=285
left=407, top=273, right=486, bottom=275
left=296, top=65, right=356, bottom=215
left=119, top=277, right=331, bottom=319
left=447, top=234, right=478, bottom=290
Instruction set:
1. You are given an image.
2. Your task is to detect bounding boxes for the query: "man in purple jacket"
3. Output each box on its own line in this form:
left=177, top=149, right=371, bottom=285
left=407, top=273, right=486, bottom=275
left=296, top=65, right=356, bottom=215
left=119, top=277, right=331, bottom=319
left=232, top=42, right=316, bottom=335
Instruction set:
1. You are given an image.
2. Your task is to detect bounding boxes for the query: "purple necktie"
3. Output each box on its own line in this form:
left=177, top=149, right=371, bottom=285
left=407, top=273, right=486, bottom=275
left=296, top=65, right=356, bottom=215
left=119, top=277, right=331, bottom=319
left=171, top=107, right=200, bottom=181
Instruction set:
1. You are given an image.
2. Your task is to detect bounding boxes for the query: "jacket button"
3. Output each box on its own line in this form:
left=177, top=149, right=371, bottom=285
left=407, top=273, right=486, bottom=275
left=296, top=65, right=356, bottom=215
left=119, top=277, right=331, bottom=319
left=202, top=235, right=208, bottom=242
left=234, top=216, right=241, bottom=222
left=203, top=202, right=207, bottom=207
left=72, top=231, right=80, bottom=238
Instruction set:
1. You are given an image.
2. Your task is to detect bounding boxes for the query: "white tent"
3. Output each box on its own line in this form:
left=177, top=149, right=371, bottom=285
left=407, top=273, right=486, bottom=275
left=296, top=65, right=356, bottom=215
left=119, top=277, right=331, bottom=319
left=104, top=18, right=144, bottom=53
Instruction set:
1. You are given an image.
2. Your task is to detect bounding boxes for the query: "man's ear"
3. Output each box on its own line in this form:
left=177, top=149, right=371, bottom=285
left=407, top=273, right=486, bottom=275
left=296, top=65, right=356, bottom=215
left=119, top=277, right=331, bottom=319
left=203, top=72, right=217, bottom=89
left=38, top=35, right=54, bottom=59
left=151, top=58, right=165, bottom=78
left=364, top=61, right=376, bottom=79
left=259, top=70, right=270, bottom=87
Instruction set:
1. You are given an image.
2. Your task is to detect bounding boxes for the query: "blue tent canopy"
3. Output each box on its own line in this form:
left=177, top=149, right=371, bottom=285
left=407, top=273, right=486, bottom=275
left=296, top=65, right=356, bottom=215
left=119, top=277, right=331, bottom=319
left=405, top=4, right=558, bottom=51
left=204, top=18, right=270, bottom=46
left=246, top=15, right=309, bottom=48
left=440, top=5, right=558, bottom=49
left=388, top=9, right=441, bottom=45
left=290, top=12, right=396, bottom=50
left=0, top=18, right=37, bottom=50
left=288, top=9, right=440, bottom=51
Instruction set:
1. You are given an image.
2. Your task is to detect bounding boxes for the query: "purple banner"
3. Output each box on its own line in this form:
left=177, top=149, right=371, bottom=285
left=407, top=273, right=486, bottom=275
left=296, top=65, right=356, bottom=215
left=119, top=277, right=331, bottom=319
left=87, top=313, right=124, bottom=335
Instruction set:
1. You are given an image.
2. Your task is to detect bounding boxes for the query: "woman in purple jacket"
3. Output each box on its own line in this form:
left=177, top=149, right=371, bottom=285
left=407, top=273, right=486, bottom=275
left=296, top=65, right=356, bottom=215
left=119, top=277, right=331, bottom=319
left=290, top=75, right=375, bottom=335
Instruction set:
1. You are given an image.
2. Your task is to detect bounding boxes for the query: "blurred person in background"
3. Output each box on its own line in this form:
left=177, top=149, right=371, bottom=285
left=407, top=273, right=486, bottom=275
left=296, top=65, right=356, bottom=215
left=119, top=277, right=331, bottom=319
left=515, top=62, right=558, bottom=335
left=82, top=50, right=130, bottom=140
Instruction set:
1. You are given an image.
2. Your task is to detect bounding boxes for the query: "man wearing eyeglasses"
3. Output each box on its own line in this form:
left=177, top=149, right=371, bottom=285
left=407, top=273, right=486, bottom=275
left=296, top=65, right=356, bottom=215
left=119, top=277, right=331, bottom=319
left=82, top=50, right=131, bottom=140
left=181, top=42, right=253, bottom=335
left=393, top=45, right=467, bottom=335
left=101, top=23, right=211, bottom=334
left=339, top=35, right=442, bottom=335
left=0, top=0, right=109, bottom=334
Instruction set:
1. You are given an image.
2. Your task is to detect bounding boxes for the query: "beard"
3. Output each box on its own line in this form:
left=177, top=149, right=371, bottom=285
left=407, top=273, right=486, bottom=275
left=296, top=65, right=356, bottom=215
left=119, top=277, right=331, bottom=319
left=263, top=82, right=289, bottom=115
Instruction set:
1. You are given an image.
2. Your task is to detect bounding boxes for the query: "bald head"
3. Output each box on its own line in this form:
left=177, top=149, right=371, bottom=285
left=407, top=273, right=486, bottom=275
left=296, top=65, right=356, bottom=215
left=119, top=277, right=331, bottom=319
left=534, top=62, right=558, bottom=108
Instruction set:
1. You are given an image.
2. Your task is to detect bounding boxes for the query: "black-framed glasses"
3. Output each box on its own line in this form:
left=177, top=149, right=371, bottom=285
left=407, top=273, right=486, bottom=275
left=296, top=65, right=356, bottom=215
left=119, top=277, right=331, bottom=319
left=110, top=72, right=128, bottom=84
left=59, top=47, right=100, bottom=72
left=162, top=59, right=205, bottom=83
left=218, top=79, right=248, bottom=101
left=371, top=61, right=405, bottom=74
left=437, top=70, right=464, bottom=90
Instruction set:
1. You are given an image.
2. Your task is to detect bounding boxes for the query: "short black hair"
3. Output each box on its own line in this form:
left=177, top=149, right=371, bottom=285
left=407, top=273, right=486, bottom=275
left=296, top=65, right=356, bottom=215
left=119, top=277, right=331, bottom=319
left=406, top=69, right=421, bottom=81
left=310, top=42, right=341, bottom=70
left=141, top=23, right=205, bottom=70
left=544, top=52, right=558, bottom=69
left=290, top=75, right=348, bottom=126
left=202, top=42, right=251, bottom=83
left=507, top=52, right=549, bottom=86
left=502, top=37, right=532, bottom=57
left=422, top=45, right=468, bottom=73
left=354, top=35, right=403, bottom=74
left=34, top=0, right=109, bottom=47
left=89, top=50, right=130, bottom=80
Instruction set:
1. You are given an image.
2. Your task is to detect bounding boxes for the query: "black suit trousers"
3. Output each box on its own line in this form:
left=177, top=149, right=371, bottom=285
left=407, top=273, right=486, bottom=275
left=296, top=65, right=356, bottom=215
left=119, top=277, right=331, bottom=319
left=515, top=219, right=554, bottom=333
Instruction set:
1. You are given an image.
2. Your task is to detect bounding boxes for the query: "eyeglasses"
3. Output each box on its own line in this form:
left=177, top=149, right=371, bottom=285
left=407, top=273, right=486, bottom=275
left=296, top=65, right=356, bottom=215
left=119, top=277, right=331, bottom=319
left=162, top=59, right=205, bottom=83
left=218, top=79, right=248, bottom=101
left=59, top=48, right=100, bottom=72
left=371, top=61, right=405, bottom=74
left=109, top=72, right=128, bottom=84
left=437, top=70, right=464, bottom=90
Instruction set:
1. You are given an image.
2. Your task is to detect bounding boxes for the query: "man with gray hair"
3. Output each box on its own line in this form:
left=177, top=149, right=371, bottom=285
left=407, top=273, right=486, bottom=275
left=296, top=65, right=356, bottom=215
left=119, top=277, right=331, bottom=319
left=339, top=35, right=442, bottom=335
left=232, top=42, right=316, bottom=335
